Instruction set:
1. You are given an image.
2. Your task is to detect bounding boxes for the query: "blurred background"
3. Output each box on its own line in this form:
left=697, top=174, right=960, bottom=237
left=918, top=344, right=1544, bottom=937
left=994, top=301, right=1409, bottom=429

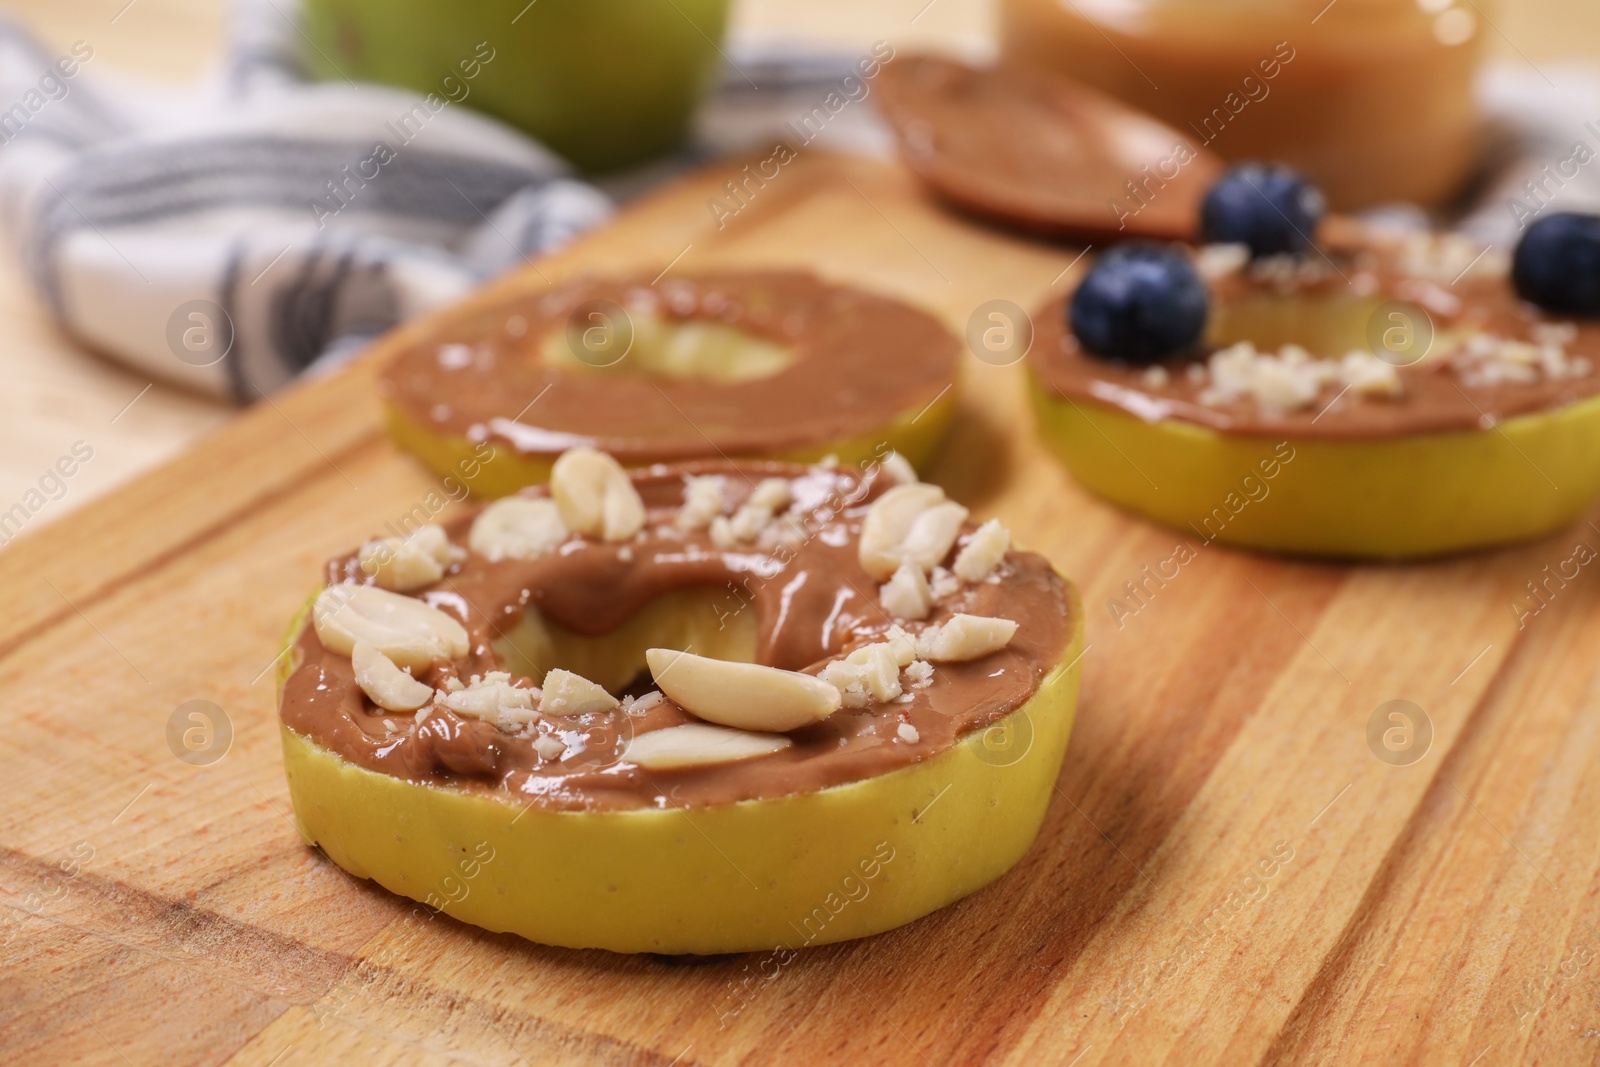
left=1, top=0, right=1596, bottom=530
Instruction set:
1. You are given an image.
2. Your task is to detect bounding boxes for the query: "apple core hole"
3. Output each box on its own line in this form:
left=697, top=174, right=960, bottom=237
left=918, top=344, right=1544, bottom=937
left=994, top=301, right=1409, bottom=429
left=1206, top=292, right=1387, bottom=358
left=489, top=585, right=759, bottom=694
left=541, top=313, right=797, bottom=384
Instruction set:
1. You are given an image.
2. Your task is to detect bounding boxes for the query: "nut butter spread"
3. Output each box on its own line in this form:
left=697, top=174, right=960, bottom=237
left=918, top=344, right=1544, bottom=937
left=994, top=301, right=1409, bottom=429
left=379, top=271, right=959, bottom=465
left=876, top=53, right=1223, bottom=242
left=1031, top=235, right=1600, bottom=440
left=279, top=461, right=1075, bottom=812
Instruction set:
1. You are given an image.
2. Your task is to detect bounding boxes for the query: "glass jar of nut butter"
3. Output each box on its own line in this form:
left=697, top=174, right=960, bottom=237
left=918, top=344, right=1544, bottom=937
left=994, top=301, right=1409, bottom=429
left=999, top=0, right=1485, bottom=208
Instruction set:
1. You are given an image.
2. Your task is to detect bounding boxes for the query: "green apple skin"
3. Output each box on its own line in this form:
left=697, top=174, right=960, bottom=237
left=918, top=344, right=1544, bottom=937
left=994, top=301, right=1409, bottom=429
left=1028, top=377, right=1600, bottom=559
left=300, top=0, right=730, bottom=174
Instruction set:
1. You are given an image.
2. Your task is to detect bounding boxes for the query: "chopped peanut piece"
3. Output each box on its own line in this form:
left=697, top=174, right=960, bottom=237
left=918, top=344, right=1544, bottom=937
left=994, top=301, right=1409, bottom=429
left=904, top=660, right=935, bottom=688
left=918, top=614, right=1018, bottom=662
left=929, top=566, right=962, bottom=599
left=858, top=483, right=949, bottom=580
left=845, top=643, right=902, bottom=703
left=537, top=669, right=619, bottom=717
left=900, top=502, right=969, bottom=572
left=359, top=524, right=455, bottom=592
left=728, top=502, right=771, bottom=543
left=351, top=641, right=434, bottom=711
left=952, top=518, right=1010, bottom=581
left=820, top=641, right=906, bottom=707
left=1340, top=351, right=1403, bottom=398
left=879, top=560, right=932, bottom=620
left=469, top=497, right=568, bottom=562
left=646, top=649, right=841, bottom=732
left=1194, top=243, right=1250, bottom=281
left=880, top=451, right=918, bottom=485
left=749, top=477, right=792, bottom=512
left=820, top=659, right=871, bottom=708
left=882, top=625, right=918, bottom=667
left=551, top=448, right=645, bottom=541
left=313, top=584, right=469, bottom=670
left=628, top=690, right=668, bottom=715
left=677, top=475, right=726, bottom=529
left=625, top=723, right=791, bottom=770
left=444, top=672, right=538, bottom=729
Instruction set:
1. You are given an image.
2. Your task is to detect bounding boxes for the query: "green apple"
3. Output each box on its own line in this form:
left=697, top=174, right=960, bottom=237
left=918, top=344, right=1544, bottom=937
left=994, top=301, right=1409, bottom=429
left=301, top=0, right=730, bottom=173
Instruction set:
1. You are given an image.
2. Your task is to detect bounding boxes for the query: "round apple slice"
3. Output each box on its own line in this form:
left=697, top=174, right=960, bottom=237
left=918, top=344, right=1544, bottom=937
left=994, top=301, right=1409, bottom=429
left=1027, top=229, right=1600, bottom=557
left=276, top=454, right=1084, bottom=953
left=378, top=270, right=959, bottom=498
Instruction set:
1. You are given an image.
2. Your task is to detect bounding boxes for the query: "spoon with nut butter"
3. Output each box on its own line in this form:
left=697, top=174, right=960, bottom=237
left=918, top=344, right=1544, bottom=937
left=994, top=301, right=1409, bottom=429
left=875, top=53, right=1226, bottom=243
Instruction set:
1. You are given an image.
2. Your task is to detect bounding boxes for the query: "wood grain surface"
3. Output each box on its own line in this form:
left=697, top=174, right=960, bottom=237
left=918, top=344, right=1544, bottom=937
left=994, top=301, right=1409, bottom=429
left=7, top=146, right=1600, bottom=1066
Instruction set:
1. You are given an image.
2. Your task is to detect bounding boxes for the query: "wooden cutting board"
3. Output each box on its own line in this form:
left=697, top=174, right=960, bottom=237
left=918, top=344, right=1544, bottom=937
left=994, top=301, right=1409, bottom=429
left=5, top=148, right=1600, bottom=1066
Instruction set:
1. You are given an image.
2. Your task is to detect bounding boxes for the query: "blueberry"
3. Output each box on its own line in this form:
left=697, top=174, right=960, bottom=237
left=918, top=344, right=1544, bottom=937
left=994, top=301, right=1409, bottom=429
left=1512, top=212, right=1600, bottom=315
left=1069, top=243, right=1208, bottom=363
left=1200, top=163, right=1325, bottom=258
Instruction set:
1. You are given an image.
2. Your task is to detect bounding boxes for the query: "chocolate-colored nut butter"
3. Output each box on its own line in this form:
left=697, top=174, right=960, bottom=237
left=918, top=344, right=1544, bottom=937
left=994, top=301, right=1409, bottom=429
left=279, top=461, right=1075, bottom=812
left=875, top=54, right=1224, bottom=242
left=1031, top=236, right=1600, bottom=440
left=379, top=271, right=959, bottom=466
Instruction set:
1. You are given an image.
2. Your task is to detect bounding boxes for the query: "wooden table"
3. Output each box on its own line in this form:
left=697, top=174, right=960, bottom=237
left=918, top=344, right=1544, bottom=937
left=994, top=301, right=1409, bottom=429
left=6, top=3, right=1600, bottom=1066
